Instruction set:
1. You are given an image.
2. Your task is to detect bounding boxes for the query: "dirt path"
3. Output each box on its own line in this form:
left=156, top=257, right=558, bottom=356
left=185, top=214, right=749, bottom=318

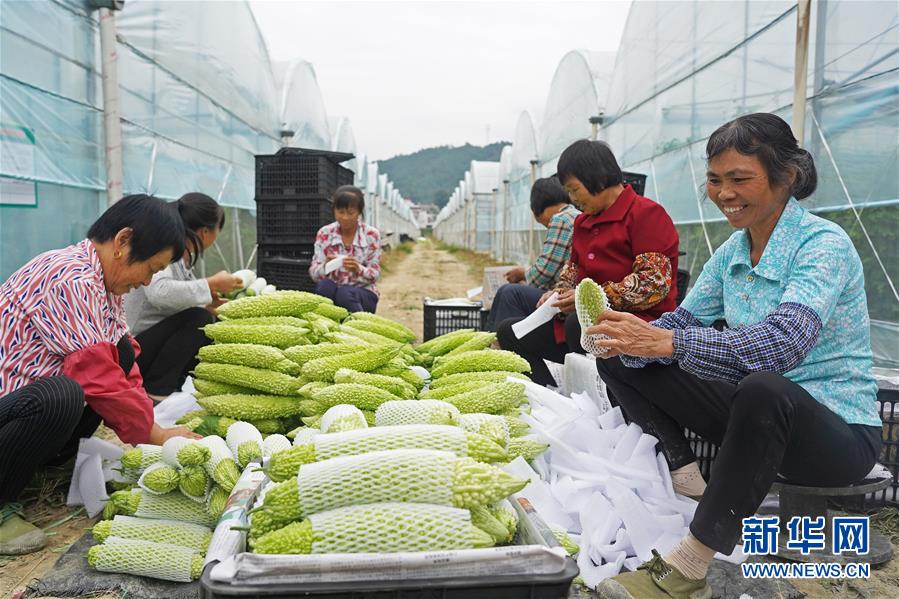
left=376, top=239, right=483, bottom=342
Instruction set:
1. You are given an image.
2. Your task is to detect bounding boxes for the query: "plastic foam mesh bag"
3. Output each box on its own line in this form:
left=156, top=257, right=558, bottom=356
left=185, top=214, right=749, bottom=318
left=134, top=491, right=217, bottom=527
left=308, top=502, right=473, bottom=553
left=296, top=449, right=456, bottom=515
left=457, top=413, right=510, bottom=446
left=575, top=278, right=610, bottom=355
left=374, top=399, right=461, bottom=426
left=103, top=515, right=212, bottom=552
left=319, top=404, right=368, bottom=433
left=313, top=424, right=468, bottom=460
left=91, top=537, right=201, bottom=582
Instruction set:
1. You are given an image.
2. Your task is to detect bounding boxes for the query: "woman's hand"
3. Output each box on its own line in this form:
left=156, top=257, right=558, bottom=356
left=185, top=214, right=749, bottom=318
left=206, top=295, right=227, bottom=314
left=504, top=267, right=526, bottom=283
left=343, top=256, right=360, bottom=272
left=552, top=289, right=576, bottom=314
left=586, top=310, right=674, bottom=358
left=207, top=270, right=243, bottom=294
left=148, top=422, right=202, bottom=444
left=536, top=289, right=553, bottom=307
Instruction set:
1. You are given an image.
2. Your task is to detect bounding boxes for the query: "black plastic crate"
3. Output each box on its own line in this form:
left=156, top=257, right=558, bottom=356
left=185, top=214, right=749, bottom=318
left=336, top=165, right=354, bottom=187
left=256, top=148, right=353, bottom=199
left=675, top=269, right=691, bottom=306
left=868, top=388, right=899, bottom=506
left=258, top=244, right=315, bottom=264
left=622, top=171, right=647, bottom=196
left=255, top=197, right=333, bottom=245
left=423, top=300, right=488, bottom=341
left=685, top=428, right=719, bottom=481
left=258, top=255, right=316, bottom=292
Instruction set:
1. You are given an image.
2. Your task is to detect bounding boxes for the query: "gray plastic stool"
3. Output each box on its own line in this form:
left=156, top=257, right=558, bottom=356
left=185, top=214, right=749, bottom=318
left=770, top=471, right=893, bottom=565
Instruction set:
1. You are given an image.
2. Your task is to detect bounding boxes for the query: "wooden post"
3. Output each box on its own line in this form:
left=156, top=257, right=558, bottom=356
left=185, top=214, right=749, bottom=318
left=792, top=0, right=812, bottom=146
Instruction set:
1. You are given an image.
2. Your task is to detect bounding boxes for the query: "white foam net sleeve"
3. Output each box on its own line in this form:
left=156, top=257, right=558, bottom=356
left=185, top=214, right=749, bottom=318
left=374, top=399, right=461, bottom=426
left=135, top=491, right=217, bottom=527
left=308, top=502, right=473, bottom=554
left=292, top=428, right=320, bottom=446
left=132, top=444, right=163, bottom=470
left=319, top=404, right=368, bottom=433
left=98, top=537, right=199, bottom=582
left=197, top=435, right=234, bottom=474
left=262, top=434, right=292, bottom=457
left=109, top=515, right=212, bottom=551
left=457, top=414, right=510, bottom=445
left=313, top=424, right=468, bottom=461
left=161, top=436, right=192, bottom=467
left=179, top=466, right=212, bottom=503
left=575, top=279, right=610, bottom=356
left=296, top=449, right=456, bottom=516
left=226, top=421, right=263, bottom=459
left=137, top=462, right=177, bottom=496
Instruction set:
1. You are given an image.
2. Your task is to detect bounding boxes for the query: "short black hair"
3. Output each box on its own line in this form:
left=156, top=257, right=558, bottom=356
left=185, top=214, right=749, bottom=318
left=706, top=113, right=817, bottom=200
left=556, top=139, right=623, bottom=195
left=175, top=192, right=225, bottom=265
left=87, top=194, right=185, bottom=265
left=333, top=185, right=365, bottom=215
left=530, top=177, right=570, bottom=216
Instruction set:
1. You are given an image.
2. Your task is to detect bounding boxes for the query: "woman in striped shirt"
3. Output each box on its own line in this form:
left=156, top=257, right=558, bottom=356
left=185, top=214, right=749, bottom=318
left=0, top=195, right=199, bottom=555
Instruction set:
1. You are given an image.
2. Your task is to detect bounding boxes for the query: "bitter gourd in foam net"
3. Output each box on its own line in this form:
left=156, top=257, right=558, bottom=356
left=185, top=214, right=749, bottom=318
left=252, top=502, right=494, bottom=554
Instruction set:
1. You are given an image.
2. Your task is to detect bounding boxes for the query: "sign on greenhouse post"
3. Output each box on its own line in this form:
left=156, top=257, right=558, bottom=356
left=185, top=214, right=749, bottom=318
left=0, top=124, right=37, bottom=207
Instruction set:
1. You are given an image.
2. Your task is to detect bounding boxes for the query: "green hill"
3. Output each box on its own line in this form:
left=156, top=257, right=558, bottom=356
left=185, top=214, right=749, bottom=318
left=377, top=142, right=508, bottom=208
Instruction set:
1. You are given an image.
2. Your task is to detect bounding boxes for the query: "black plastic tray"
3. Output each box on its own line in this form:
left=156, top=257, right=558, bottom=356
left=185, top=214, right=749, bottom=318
left=199, top=560, right=579, bottom=599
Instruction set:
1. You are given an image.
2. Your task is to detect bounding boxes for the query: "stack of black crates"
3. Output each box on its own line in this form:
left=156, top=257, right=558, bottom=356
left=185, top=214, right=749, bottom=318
left=255, top=148, right=355, bottom=292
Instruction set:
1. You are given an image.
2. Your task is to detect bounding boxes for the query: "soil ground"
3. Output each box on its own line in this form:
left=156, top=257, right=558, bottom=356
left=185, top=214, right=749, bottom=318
left=376, top=238, right=487, bottom=341
left=3, top=238, right=898, bottom=598
left=1, top=426, right=122, bottom=599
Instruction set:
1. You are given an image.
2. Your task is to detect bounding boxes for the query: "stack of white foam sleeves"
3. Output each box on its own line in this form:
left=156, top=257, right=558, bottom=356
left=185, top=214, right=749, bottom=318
left=502, top=357, right=745, bottom=589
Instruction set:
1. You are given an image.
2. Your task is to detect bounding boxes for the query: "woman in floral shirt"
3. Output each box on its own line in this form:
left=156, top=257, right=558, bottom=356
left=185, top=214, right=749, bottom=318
left=590, top=114, right=882, bottom=599
left=309, top=185, right=381, bottom=313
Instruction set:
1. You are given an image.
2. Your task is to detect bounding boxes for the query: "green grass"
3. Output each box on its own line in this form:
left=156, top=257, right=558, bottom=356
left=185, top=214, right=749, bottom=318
left=380, top=241, right=416, bottom=274
left=432, top=240, right=510, bottom=278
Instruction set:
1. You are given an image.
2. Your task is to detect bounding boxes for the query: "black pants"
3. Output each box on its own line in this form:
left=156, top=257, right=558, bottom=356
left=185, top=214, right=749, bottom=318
left=135, top=307, right=214, bottom=395
left=315, top=279, right=378, bottom=313
left=0, top=336, right=138, bottom=501
left=0, top=377, right=99, bottom=502
left=595, top=357, right=882, bottom=554
left=496, top=312, right=585, bottom=386
left=485, top=283, right=545, bottom=332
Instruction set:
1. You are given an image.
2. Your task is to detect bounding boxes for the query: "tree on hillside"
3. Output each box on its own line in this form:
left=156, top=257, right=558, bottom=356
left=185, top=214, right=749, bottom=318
left=378, top=142, right=507, bottom=208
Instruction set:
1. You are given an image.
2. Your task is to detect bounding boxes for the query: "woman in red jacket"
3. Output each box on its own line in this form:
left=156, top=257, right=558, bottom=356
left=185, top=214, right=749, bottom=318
left=497, top=140, right=679, bottom=385
left=0, top=195, right=199, bottom=555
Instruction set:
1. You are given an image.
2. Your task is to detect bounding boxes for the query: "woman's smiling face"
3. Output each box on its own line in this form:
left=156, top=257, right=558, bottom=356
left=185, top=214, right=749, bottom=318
left=562, top=176, right=601, bottom=214
left=706, top=148, right=791, bottom=230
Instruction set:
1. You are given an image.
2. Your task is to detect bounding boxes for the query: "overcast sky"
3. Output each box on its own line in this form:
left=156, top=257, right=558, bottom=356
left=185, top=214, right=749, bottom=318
left=250, top=1, right=630, bottom=161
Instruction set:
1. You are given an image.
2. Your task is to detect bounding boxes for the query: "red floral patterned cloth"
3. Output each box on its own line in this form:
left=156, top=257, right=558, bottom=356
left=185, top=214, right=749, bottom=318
left=308, top=221, right=381, bottom=296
